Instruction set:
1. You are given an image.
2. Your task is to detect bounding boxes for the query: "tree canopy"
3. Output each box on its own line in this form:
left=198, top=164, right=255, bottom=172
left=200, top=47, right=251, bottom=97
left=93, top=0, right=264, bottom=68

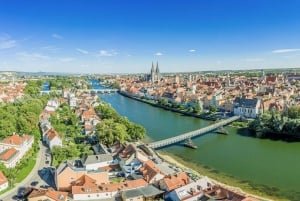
left=95, top=103, right=146, bottom=146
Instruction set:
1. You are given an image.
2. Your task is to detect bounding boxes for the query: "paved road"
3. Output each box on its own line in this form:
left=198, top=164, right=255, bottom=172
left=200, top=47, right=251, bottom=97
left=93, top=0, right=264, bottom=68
left=0, top=141, right=53, bottom=200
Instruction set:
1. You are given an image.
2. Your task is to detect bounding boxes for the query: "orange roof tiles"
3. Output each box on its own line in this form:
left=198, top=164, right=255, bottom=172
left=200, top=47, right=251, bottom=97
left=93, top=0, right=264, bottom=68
left=28, top=188, right=68, bottom=201
left=72, top=178, right=147, bottom=195
left=162, top=172, right=190, bottom=191
left=0, top=171, right=8, bottom=185
left=74, top=175, right=96, bottom=186
left=0, top=148, right=18, bottom=161
left=140, top=160, right=163, bottom=182
left=2, top=134, right=32, bottom=145
left=46, top=128, right=61, bottom=140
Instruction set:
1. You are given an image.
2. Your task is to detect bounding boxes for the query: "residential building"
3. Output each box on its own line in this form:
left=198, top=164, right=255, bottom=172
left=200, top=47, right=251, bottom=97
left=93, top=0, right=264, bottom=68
left=0, top=171, right=8, bottom=191
left=118, top=144, right=149, bottom=177
left=159, top=172, right=190, bottom=192
left=55, top=159, right=109, bottom=191
left=233, top=97, right=261, bottom=118
left=44, top=98, right=60, bottom=112
left=121, top=184, right=164, bottom=201
left=72, top=178, right=148, bottom=201
left=27, top=188, right=68, bottom=201
left=44, top=128, right=62, bottom=149
left=0, top=134, right=34, bottom=168
left=82, top=154, right=118, bottom=171
left=165, top=177, right=212, bottom=201
left=139, top=160, right=165, bottom=184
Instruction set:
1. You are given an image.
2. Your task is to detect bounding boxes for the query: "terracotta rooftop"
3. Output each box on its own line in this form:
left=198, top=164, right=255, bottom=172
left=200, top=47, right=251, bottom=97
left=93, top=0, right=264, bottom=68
left=46, top=128, right=61, bottom=141
left=0, top=171, right=8, bottom=185
left=2, top=134, right=32, bottom=145
left=140, top=160, right=163, bottom=182
left=72, top=178, right=148, bottom=195
left=28, top=188, right=68, bottom=201
left=162, top=172, right=190, bottom=191
left=0, top=148, right=18, bottom=161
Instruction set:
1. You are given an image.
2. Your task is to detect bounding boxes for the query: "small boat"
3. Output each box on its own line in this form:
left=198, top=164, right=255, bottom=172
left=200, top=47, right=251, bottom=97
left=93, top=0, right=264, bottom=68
left=183, top=138, right=197, bottom=149
left=215, top=127, right=228, bottom=135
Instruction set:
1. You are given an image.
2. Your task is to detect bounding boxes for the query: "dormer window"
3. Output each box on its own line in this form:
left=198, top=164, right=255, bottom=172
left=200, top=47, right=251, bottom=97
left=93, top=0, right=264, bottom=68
left=58, top=194, right=64, bottom=200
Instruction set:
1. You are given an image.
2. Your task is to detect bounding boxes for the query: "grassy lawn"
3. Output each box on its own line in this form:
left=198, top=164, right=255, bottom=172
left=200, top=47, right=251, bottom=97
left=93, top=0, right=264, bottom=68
left=15, top=158, right=36, bottom=183
left=110, top=177, right=125, bottom=183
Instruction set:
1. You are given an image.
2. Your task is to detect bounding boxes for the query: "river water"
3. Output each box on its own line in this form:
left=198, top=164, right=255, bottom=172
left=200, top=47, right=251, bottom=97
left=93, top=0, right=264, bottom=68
left=93, top=82, right=300, bottom=200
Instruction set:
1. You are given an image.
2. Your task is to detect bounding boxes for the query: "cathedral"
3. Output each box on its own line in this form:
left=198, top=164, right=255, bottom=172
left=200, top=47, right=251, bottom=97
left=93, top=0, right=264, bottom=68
left=148, top=61, right=161, bottom=82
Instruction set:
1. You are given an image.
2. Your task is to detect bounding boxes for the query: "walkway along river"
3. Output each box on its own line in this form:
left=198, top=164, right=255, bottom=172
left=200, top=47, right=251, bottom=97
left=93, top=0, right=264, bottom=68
left=93, top=83, right=300, bottom=200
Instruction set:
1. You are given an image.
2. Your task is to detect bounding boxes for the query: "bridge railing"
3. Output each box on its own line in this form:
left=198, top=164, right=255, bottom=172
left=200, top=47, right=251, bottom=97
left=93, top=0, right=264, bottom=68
left=148, top=116, right=240, bottom=149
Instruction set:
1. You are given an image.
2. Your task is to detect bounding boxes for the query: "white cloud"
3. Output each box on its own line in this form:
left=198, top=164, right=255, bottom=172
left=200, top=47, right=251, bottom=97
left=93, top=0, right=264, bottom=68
left=42, top=46, right=60, bottom=51
left=17, top=52, right=50, bottom=60
left=99, top=50, right=117, bottom=57
left=76, top=48, right=89, bottom=54
left=52, top=33, right=63, bottom=39
left=154, top=52, right=163, bottom=56
left=189, top=49, right=196, bottom=53
left=59, top=57, right=73, bottom=62
left=245, top=58, right=264, bottom=62
left=0, top=34, right=16, bottom=49
left=272, top=48, right=300, bottom=53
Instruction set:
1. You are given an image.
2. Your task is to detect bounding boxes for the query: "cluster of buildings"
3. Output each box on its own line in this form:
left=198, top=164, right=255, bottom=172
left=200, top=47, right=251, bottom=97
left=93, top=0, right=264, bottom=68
left=0, top=80, right=26, bottom=103
left=119, top=65, right=300, bottom=118
left=39, top=98, right=63, bottom=150
left=0, top=134, right=34, bottom=168
left=0, top=132, right=34, bottom=192
left=22, top=84, right=259, bottom=200
left=41, top=140, right=257, bottom=201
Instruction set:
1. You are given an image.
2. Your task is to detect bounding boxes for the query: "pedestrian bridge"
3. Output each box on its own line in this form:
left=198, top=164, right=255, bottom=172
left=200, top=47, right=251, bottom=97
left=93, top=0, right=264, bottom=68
left=77, top=88, right=119, bottom=94
left=147, top=115, right=240, bottom=149
left=40, top=88, right=119, bottom=95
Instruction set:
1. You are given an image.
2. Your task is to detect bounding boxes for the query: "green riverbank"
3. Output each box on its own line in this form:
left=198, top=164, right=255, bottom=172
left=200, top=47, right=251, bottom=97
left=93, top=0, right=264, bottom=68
left=158, top=150, right=290, bottom=201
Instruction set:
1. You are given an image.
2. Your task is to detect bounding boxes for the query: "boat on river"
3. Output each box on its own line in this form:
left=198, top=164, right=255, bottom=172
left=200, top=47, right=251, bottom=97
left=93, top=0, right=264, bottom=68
left=183, top=138, right=197, bottom=149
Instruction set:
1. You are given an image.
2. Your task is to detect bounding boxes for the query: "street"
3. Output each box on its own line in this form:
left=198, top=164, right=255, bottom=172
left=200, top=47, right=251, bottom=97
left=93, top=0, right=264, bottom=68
left=0, top=141, right=54, bottom=200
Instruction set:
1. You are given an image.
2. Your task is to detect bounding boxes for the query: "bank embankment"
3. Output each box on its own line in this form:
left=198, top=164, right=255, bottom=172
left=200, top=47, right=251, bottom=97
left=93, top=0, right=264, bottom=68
left=157, top=151, right=289, bottom=201
left=118, top=91, right=219, bottom=121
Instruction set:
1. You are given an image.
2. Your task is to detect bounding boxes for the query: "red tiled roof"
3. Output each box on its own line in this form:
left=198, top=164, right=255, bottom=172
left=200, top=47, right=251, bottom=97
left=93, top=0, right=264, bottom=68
left=28, top=188, right=68, bottom=201
left=0, top=148, right=18, bottom=161
left=140, top=160, right=163, bottom=182
left=46, top=128, right=61, bottom=141
left=162, top=172, right=190, bottom=191
left=2, top=134, right=32, bottom=145
left=0, top=171, right=8, bottom=185
left=72, top=178, right=147, bottom=194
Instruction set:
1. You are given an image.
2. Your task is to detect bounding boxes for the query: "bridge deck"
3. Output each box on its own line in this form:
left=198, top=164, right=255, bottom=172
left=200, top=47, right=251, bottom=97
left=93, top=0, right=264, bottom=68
left=148, top=116, right=240, bottom=149
left=40, top=88, right=119, bottom=94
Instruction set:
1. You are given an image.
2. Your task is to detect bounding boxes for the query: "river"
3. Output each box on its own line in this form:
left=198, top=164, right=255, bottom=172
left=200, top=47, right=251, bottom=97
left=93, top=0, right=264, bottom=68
left=92, top=82, right=300, bottom=200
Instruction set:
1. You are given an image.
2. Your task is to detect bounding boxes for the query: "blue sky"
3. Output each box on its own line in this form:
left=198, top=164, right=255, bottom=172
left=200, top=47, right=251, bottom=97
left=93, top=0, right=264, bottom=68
left=0, top=0, right=300, bottom=73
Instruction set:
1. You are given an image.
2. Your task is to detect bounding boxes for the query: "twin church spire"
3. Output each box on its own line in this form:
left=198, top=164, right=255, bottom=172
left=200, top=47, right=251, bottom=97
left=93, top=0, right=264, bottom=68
left=149, top=61, right=161, bottom=82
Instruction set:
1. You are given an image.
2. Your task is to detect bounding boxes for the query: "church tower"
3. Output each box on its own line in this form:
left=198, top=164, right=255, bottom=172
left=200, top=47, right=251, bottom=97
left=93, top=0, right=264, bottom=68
left=155, top=61, right=161, bottom=81
left=149, top=61, right=161, bottom=83
left=151, top=62, right=155, bottom=82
